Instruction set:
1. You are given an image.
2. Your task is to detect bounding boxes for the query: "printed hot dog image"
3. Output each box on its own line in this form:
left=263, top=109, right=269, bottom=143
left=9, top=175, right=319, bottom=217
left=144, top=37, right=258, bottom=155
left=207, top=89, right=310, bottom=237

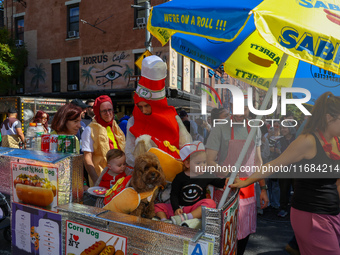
left=80, top=240, right=106, bottom=255
left=15, top=174, right=57, bottom=207
left=324, top=9, right=340, bottom=25
left=248, top=52, right=274, bottom=67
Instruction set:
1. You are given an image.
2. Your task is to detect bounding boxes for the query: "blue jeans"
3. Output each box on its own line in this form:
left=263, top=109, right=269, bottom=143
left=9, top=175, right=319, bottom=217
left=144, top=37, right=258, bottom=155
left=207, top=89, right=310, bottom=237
left=268, top=179, right=280, bottom=208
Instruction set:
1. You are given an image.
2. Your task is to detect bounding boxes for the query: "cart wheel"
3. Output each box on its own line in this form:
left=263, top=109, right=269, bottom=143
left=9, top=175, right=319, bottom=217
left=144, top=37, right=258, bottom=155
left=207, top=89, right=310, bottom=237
left=4, top=226, right=11, bottom=242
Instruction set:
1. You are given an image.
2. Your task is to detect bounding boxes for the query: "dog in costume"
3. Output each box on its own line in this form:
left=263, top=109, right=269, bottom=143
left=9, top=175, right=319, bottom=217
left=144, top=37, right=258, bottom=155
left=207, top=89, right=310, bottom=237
left=125, top=55, right=191, bottom=182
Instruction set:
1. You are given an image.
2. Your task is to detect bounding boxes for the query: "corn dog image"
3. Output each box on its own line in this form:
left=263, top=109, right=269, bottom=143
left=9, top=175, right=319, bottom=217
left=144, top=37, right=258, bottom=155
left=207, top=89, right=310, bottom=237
left=80, top=241, right=106, bottom=255
left=98, top=245, right=115, bottom=255
left=99, top=236, right=119, bottom=255
left=115, top=240, right=125, bottom=255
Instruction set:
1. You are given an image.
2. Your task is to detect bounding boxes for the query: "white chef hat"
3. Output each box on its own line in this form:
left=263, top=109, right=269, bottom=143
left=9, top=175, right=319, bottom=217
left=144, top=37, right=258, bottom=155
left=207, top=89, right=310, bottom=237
left=180, top=141, right=205, bottom=161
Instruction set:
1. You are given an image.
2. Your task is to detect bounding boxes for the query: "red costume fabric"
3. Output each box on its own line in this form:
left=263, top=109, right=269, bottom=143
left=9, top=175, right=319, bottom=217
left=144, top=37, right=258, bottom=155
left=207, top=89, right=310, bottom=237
left=129, top=65, right=180, bottom=158
left=98, top=170, right=127, bottom=189
left=318, top=130, right=340, bottom=160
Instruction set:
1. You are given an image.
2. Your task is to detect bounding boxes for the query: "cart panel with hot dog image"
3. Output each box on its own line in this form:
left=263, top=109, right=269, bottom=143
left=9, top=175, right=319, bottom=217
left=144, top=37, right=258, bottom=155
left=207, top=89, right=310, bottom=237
left=65, top=220, right=127, bottom=255
left=11, top=162, right=58, bottom=211
left=2, top=148, right=238, bottom=255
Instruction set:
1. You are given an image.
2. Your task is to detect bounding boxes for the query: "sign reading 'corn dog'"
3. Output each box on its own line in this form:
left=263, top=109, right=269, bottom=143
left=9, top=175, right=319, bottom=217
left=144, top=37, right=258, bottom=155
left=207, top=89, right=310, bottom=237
left=66, top=221, right=127, bottom=255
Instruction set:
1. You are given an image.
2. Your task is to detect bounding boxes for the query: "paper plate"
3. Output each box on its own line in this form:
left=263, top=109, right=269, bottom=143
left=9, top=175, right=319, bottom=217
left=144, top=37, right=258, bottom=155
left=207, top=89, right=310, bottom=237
left=87, top=186, right=108, bottom=197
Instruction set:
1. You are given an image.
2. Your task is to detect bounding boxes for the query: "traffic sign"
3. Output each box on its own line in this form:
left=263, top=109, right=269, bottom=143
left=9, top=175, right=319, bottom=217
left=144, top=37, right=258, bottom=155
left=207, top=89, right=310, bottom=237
left=135, top=50, right=153, bottom=70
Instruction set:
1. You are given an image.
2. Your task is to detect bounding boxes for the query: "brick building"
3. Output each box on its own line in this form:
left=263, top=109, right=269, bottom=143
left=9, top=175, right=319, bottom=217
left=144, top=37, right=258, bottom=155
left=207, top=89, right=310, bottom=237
left=3, top=0, right=246, bottom=115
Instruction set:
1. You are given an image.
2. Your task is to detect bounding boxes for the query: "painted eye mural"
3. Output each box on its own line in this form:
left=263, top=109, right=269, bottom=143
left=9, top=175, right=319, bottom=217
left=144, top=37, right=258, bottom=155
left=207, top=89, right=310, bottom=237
left=95, top=64, right=122, bottom=88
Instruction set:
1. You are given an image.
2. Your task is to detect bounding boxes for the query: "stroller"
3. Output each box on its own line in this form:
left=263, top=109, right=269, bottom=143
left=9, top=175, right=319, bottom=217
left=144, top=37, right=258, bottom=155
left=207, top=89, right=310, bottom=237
left=0, top=192, right=11, bottom=242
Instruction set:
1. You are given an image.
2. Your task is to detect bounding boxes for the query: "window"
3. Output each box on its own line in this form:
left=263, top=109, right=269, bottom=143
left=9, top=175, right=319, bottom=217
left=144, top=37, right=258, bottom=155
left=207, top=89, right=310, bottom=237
left=209, top=76, right=212, bottom=101
left=67, top=5, right=79, bottom=37
left=67, top=61, right=79, bottom=91
left=0, top=9, right=4, bottom=28
left=52, top=63, right=61, bottom=92
left=200, top=67, right=205, bottom=83
left=190, top=60, right=195, bottom=93
left=177, top=55, right=183, bottom=90
left=16, top=74, right=25, bottom=94
left=201, top=66, right=206, bottom=100
left=134, top=0, right=146, bottom=28
left=15, top=17, right=24, bottom=41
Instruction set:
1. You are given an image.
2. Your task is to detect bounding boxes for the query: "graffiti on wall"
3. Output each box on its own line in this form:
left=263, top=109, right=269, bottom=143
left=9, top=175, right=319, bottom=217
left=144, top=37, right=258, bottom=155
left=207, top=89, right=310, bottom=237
left=81, top=51, right=135, bottom=90
left=81, top=50, right=168, bottom=90
left=95, top=64, right=122, bottom=87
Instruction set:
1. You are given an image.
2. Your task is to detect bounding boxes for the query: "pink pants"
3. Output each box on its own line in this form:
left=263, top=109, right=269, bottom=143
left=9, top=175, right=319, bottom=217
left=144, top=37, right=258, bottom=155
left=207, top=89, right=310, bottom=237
left=291, top=207, right=340, bottom=255
left=154, top=199, right=216, bottom=219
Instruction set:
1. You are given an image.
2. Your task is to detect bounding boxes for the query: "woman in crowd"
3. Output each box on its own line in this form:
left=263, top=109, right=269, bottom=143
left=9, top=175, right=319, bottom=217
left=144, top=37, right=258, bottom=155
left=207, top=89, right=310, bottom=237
left=32, top=110, right=50, bottom=133
left=231, top=91, right=340, bottom=255
left=81, top=95, right=125, bottom=186
left=51, top=103, right=83, bottom=153
left=210, top=108, right=229, bottom=126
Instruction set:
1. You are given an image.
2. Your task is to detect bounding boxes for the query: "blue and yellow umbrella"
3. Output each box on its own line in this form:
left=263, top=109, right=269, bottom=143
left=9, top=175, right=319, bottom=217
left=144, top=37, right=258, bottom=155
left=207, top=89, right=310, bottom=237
left=171, top=21, right=340, bottom=105
left=148, top=0, right=340, bottom=208
left=149, top=0, right=340, bottom=75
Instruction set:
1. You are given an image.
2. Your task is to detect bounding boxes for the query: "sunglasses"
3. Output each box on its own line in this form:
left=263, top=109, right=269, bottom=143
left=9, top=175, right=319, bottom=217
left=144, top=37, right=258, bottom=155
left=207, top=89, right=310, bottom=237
left=88, top=106, right=93, bottom=109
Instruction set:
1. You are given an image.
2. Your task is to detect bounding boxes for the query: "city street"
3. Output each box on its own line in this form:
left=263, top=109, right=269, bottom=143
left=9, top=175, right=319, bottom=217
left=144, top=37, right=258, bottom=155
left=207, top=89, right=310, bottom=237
left=247, top=209, right=294, bottom=255
left=0, top=217, right=10, bottom=255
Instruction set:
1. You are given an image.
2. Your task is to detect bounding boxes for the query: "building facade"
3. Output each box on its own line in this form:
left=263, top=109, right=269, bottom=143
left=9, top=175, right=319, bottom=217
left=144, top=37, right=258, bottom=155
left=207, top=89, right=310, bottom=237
left=3, top=0, right=250, bottom=115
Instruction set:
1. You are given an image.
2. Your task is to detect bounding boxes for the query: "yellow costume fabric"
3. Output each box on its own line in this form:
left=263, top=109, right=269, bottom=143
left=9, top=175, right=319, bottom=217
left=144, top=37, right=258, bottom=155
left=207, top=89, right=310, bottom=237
left=148, top=147, right=183, bottom=182
left=103, top=187, right=157, bottom=214
left=89, top=119, right=125, bottom=186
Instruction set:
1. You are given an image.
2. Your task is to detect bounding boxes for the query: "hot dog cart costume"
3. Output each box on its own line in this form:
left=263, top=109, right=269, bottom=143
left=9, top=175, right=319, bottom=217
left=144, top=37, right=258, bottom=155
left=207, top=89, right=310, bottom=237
left=125, top=55, right=191, bottom=181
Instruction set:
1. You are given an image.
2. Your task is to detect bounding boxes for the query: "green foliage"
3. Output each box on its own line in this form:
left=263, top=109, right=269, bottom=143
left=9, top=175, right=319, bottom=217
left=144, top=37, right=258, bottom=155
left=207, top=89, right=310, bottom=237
left=0, top=28, right=28, bottom=94
left=284, top=104, right=313, bottom=124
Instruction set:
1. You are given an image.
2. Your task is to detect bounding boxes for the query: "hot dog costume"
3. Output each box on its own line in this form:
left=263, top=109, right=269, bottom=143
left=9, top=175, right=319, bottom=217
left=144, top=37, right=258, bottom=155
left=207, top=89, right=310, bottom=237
left=125, top=55, right=191, bottom=181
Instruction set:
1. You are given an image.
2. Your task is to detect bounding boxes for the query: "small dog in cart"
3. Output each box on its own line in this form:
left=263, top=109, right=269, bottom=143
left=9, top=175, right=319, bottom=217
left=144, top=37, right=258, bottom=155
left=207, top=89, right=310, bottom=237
left=0, top=192, right=11, bottom=242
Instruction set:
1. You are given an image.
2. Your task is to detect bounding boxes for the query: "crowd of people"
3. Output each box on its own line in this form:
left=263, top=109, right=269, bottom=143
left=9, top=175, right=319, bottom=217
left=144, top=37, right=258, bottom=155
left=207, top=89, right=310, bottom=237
left=0, top=55, right=339, bottom=255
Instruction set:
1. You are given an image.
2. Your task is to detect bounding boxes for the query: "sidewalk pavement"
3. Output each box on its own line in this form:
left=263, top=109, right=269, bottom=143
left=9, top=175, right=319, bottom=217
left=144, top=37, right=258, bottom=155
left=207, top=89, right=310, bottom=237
left=246, top=206, right=295, bottom=255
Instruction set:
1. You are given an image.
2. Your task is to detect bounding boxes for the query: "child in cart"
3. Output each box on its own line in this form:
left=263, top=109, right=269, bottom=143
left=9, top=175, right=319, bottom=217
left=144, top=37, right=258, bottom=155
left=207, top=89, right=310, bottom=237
left=94, top=149, right=132, bottom=207
left=154, top=141, right=228, bottom=228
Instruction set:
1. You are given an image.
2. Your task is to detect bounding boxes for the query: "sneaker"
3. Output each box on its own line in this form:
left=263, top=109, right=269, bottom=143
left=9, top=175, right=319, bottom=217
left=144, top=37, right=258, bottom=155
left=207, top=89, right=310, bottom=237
left=285, top=244, right=300, bottom=255
left=152, top=217, right=173, bottom=224
left=171, top=213, right=189, bottom=225
left=163, top=219, right=173, bottom=224
left=180, top=219, right=202, bottom=229
left=277, top=210, right=288, bottom=218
